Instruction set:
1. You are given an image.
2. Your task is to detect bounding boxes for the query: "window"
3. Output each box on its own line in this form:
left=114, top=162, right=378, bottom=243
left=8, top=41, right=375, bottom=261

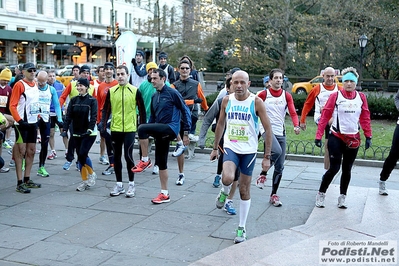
left=54, top=0, right=58, bottom=17
left=60, top=0, right=64, bottom=18
left=138, top=18, right=141, bottom=31
left=125, top=13, right=127, bottom=28
left=37, top=0, right=43, bottom=14
left=93, top=7, right=97, bottom=23
left=0, top=0, right=3, bottom=8
left=80, top=4, right=84, bottom=21
left=17, top=27, right=26, bottom=31
left=110, top=10, right=113, bottom=25
left=129, top=13, right=132, bottom=28
left=19, top=0, right=26, bottom=11
left=98, top=7, right=102, bottom=23
left=75, top=3, right=78, bottom=20
left=114, top=11, right=118, bottom=24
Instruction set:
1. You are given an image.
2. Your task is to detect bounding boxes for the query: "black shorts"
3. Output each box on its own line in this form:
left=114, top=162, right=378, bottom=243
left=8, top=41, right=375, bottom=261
left=15, top=123, right=37, bottom=144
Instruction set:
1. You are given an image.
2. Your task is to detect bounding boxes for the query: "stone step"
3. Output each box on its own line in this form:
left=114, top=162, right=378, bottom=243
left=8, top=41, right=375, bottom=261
left=191, top=185, right=399, bottom=266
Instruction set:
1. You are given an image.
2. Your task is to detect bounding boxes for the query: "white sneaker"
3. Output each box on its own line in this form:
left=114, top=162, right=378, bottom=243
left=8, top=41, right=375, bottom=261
left=337, top=194, right=347, bottom=209
left=87, top=172, right=97, bottom=187
left=172, top=143, right=186, bottom=157
left=152, top=165, right=159, bottom=175
left=379, top=181, right=388, bottom=196
left=110, top=184, right=125, bottom=197
left=255, top=174, right=267, bottom=189
left=126, top=184, right=136, bottom=198
left=76, top=181, right=89, bottom=192
left=176, top=174, right=185, bottom=185
left=315, top=192, right=325, bottom=208
left=188, top=134, right=199, bottom=142
left=99, top=155, right=109, bottom=165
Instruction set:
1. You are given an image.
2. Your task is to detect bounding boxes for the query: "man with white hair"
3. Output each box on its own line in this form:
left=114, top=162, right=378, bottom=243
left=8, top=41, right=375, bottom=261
left=299, top=67, right=342, bottom=169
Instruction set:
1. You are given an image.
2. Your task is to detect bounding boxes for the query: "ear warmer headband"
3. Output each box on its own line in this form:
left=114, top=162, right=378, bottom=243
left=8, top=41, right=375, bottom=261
left=342, top=72, right=358, bottom=84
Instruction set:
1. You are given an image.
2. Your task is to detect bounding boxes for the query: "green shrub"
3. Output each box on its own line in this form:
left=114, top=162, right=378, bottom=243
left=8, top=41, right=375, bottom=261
left=206, top=91, right=219, bottom=108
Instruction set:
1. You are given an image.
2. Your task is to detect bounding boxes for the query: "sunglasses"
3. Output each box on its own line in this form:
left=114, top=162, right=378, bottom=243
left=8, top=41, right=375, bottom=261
left=27, top=69, right=36, bottom=73
left=180, top=67, right=190, bottom=70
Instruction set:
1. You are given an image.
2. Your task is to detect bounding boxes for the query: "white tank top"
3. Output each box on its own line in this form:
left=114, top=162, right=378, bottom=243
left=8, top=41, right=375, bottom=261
left=314, top=84, right=338, bottom=123
left=262, top=88, right=287, bottom=136
left=224, top=93, right=259, bottom=154
left=37, top=84, right=52, bottom=122
left=17, top=80, right=40, bottom=124
left=331, top=91, right=363, bottom=134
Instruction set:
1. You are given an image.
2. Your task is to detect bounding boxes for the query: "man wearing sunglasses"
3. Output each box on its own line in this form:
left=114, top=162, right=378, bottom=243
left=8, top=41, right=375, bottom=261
left=169, top=60, right=208, bottom=185
left=9, top=63, right=42, bottom=193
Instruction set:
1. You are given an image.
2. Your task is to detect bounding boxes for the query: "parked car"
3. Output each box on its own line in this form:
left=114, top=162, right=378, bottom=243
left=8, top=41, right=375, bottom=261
left=292, top=75, right=343, bottom=95
left=37, top=64, right=56, bottom=71
left=56, top=64, right=74, bottom=75
left=56, top=69, right=97, bottom=87
left=56, top=70, right=74, bottom=86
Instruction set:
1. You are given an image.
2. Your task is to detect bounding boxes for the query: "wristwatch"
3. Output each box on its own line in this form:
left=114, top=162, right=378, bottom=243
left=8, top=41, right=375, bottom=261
left=184, top=131, right=189, bottom=136
left=264, top=154, right=271, bottom=160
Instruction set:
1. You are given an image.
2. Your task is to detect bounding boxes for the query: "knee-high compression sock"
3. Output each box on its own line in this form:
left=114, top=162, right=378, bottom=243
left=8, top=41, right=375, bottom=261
left=239, top=199, right=251, bottom=229
left=81, top=166, right=89, bottom=181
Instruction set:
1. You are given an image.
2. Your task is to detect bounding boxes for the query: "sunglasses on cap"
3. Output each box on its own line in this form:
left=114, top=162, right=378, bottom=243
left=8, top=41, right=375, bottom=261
left=27, top=69, right=36, bottom=73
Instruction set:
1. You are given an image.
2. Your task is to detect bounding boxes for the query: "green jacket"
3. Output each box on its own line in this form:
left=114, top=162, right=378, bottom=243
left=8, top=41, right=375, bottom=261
left=102, top=83, right=146, bottom=132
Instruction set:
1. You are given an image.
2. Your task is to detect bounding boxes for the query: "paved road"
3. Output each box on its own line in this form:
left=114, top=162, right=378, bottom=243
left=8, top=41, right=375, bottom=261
left=1, top=134, right=398, bottom=265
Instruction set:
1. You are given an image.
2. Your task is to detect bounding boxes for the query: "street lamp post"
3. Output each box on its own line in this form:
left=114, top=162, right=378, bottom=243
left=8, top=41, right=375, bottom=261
left=357, top=34, right=368, bottom=90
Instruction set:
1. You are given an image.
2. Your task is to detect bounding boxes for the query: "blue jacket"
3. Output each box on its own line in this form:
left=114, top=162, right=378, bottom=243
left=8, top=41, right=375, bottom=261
left=49, top=80, right=65, bottom=113
left=150, top=85, right=191, bottom=136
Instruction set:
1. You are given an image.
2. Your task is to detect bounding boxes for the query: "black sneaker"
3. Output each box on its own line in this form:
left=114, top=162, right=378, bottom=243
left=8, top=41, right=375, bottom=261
left=25, top=180, right=41, bottom=188
left=16, top=183, right=31, bottom=193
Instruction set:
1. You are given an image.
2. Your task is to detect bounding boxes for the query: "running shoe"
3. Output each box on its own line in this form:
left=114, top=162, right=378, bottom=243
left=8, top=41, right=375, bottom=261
left=9, top=160, right=15, bottom=168
left=47, top=150, right=57, bottom=160
left=213, top=175, right=221, bottom=188
left=37, top=166, right=50, bottom=177
left=2, top=141, right=11, bottom=149
left=223, top=200, right=236, bottom=215
left=255, top=174, right=267, bottom=189
left=269, top=194, right=282, bottom=207
left=337, top=194, right=347, bottom=209
left=102, top=165, right=114, bottom=175
left=151, top=193, right=170, bottom=204
left=25, top=180, right=41, bottom=188
left=188, top=134, right=199, bottom=142
left=216, top=190, right=228, bottom=209
left=152, top=165, right=159, bottom=175
left=110, top=184, right=125, bottom=197
left=125, top=184, right=136, bottom=198
left=131, top=159, right=152, bottom=173
left=176, top=174, right=185, bottom=185
left=315, top=192, right=325, bottom=208
left=63, top=161, right=72, bottom=170
left=87, top=172, right=97, bottom=187
left=379, top=181, right=388, bottom=196
left=172, top=142, right=186, bottom=157
left=16, top=183, right=31, bottom=193
left=234, top=227, right=247, bottom=244
left=99, top=155, right=109, bottom=165
left=0, top=167, right=10, bottom=173
left=76, top=181, right=89, bottom=192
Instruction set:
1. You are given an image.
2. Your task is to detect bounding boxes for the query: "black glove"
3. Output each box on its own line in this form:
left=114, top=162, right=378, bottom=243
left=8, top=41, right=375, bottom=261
left=365, top=137, right=372, bottom=150
left=131, top=58, right=137, bottom=66
left=60, top=131, right=68, bottom=138
left=17, top=119, right=29, bottom=129
left=315, top=139, right=322, bottom=148
left=194, top=98, right=203, bottom=104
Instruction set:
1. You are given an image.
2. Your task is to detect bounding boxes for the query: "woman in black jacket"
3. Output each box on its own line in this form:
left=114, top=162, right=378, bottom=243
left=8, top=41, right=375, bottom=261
left=62, top=78, right=98, bottom=191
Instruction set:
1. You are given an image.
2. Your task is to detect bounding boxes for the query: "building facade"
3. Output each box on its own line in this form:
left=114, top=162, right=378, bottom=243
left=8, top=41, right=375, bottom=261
left=0, top=0, right=179, bottom=67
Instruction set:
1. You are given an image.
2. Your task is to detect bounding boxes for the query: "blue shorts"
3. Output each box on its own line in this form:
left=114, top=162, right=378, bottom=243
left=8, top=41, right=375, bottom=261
left=222, top=148, right=257, bottom=176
